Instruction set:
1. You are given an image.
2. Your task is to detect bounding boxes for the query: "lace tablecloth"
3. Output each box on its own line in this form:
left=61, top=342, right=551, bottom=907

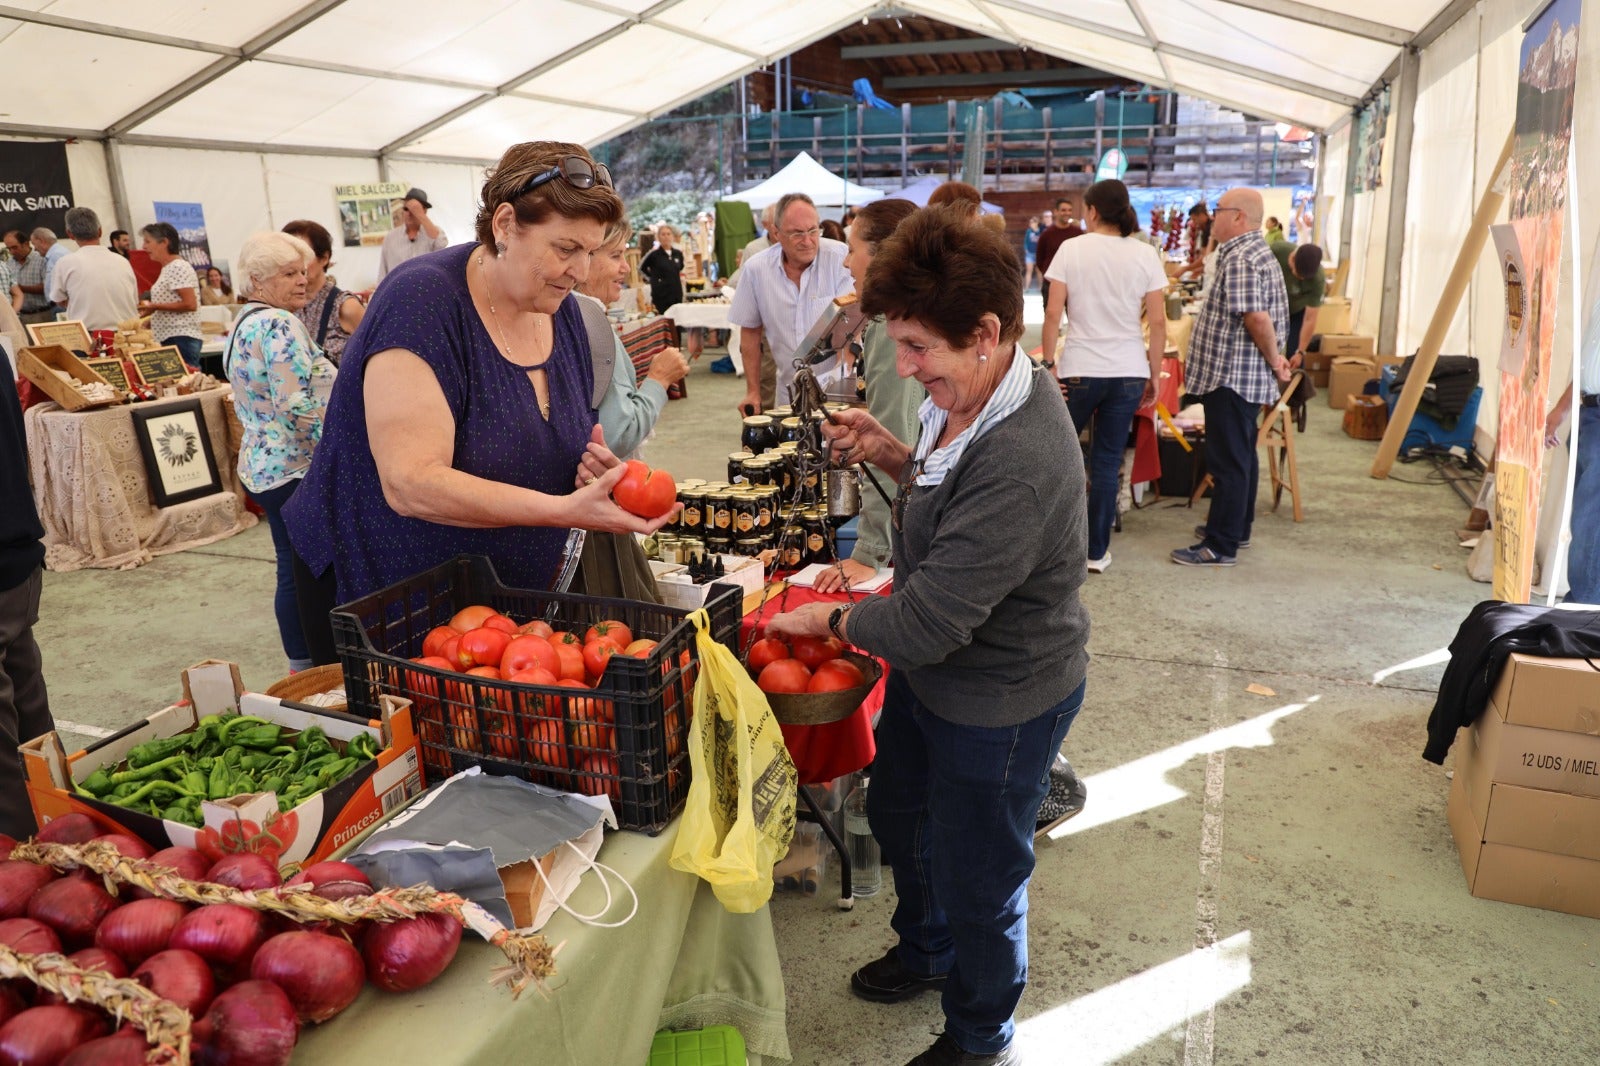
left=25, top=389, right=256, bottom=572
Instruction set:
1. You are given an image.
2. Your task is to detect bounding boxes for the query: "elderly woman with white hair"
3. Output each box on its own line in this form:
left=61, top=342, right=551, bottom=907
left=226, top=230, right=336, bottom=673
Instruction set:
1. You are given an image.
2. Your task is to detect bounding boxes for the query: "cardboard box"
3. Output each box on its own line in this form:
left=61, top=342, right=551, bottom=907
left=1468, top=667, right=1600, bottom=801
left=1317, top=297, right=1351, bottom=336
left=18, top=345, right=125, bottom=411
left=1449, top=767, right=1600, bottom=919
left=1327, top=355, right=1378, bottom=409
left=22, top=661, right=424, bottom=867
left=1342, top=395, right=1387, bottom=440
left=1487, top=653, right=1600, bottom=734
left=1319, top=334, right=1375, bottom=358
left=1457, top=714, right=1600, bottom=860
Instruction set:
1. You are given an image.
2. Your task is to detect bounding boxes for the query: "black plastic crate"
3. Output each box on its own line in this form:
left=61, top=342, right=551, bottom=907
left=330, top=555, right=741, bottom=834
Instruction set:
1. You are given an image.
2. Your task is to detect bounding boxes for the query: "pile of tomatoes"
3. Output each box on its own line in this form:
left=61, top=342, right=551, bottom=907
left=745, top=634, right=866, bottom=695
left=395, top=605, right=688, bottom=804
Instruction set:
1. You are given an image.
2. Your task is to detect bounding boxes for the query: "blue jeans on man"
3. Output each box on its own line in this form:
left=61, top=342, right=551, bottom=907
left=248, top=478, right=313, bottom=671
left=867, top=670, right=1084, bottom=1056
left=1196, top=386, right=1259, bottom=557
left=1568, top=403, right=1600, bottom=604
left=1063, top=375, right=1145, bottom=561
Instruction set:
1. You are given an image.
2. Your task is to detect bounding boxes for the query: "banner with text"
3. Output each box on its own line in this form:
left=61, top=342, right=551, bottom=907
left=334, top=182, right=406, bottom=248
left=0, top=141, right=73, bottom=238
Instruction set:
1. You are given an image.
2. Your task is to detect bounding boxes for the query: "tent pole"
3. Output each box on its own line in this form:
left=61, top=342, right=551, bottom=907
left=1377, top=46, right=1418, bottom=356
left=104, top=137, right=132, bottom=236
left=377, top=155, right=391, bottom=183
left=1337, top=111, right=1360, bottom=286
left=1370, top=128, right=1513, bottom=479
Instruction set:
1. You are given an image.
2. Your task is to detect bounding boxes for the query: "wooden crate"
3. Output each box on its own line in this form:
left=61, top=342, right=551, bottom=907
left=18, top=345, right=125, bottom=411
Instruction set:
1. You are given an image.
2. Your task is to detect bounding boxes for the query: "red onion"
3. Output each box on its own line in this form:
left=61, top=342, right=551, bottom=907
left=130, top=846, right=211, bottom=901
left=0, top=918, right=63, bottom=956
left=168, top=904, right=268, bottom=981
left=0, top=1005, right=108, bottom=1065
left=205, top=854, right=282, bottom=891
left=59, top=1029, right=149, bottom=1066
left=284, top=861, right=371, bottom=902
left=131, top=949, right=215, bottom=1018
left=192, top=981, right=298, bottom=1066
left=250, top=931, right=364, bottom=1024
left=24, top=877, right=117, bottom=951
left=33, top=948, right=128, bottom=1008
left=0, top=835, right=15, bottom=861
left=94, top=898, right=186, bottom=967
left=33, top=815, right=99, bottom=846
left=0, top=863, right=58, bottom=920
left=0, top=985, right=25, bottom=1027
left=362, top=913, right=461, bottom=993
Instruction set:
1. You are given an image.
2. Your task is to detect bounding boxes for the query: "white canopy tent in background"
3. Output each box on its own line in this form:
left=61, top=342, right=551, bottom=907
left=721, top=151, right=884, bottom=209
left=883, top=175, right=1003, bottom=214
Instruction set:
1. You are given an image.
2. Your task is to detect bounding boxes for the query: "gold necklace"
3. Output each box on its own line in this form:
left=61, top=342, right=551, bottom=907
left=478, top=253, right=550, bottom=418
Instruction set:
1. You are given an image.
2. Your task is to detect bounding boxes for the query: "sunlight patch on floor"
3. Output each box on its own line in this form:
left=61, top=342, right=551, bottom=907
left=1371, top=646, right=1450, bottom=685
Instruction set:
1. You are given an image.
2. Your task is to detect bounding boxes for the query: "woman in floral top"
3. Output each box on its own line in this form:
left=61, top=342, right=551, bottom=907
left=137, top=222, right=202, bottom=367
left=227, top=231, right=336, bottom=672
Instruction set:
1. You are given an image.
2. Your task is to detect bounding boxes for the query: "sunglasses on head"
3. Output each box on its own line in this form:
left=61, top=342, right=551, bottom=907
left=518, top=156, right=613, bottom=196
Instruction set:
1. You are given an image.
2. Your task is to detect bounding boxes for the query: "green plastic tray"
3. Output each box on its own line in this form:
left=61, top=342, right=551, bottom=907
left=647, top=1025, right=747, bottom=1065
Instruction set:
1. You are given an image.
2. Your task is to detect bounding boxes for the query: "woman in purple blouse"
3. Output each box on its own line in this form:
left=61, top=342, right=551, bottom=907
left=284, top=142, right=674, bottom=663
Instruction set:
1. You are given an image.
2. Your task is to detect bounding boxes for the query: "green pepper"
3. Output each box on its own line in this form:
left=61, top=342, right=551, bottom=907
left=240, top=752, right=275, bottom=772
left=125, top=735, right=191, bottom=769
left=295, top=726, right=327, bottom=753
left=316, top=758, right=356, bottom=790
left=259, top=775, right=286, bottom=795
left=298, top=752, right=339, bottom=776
left=110, top=755, right=187, bottom=785
left=231, top=772, right=258, bottom=794
left=231, top=725, right=283, bottom=750
left=347, top=733, right=379, bottom=761
left=269, top=745, right=296, bottom=757
left=79, top=768, right=115, bottom=797
left=208, top=758, right=231, bottom=799
left=278, top=751, right=303, bottom=775
left=115, top=778, right=189, bottom=808
left=219, top=715, right=273, bottom=744
left=181, top=770, right=207, bottom=795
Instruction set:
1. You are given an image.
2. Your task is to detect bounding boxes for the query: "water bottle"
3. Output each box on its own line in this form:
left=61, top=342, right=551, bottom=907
left=843, top=775, right=881, bottom=898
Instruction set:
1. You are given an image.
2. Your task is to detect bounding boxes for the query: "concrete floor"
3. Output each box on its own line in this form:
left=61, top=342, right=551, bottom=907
left=30, top=314, right=1600, bottom=1065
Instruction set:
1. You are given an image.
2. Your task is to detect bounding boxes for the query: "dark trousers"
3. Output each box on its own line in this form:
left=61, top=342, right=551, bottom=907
left=0, top=569, right=52, bottom=839
left=248, top=480, right=312, bottom=670
left=168, top=335, right=203, bottom=369
left=1198, top=386, right=1259, bottom=556
left=868, top=670, right=1084, bottom=1055
left=291, top=552, right=340, bottom=667
left=1288, top=309, right=1305, bottom=356
left=1063, top=376, right=1145, bottom=560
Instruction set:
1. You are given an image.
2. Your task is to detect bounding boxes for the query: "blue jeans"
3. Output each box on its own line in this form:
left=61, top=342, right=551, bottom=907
left=248, top=479, right=313, bottom=671
left=167, top=335, right=202, bottom=370
left=868, top=670, right=1085, bottom=1055
left=1197, top=386, right=1259, bottom=556
left=1568, top=403, right=1600, bottom=604
left=1063, top=375, right=1145, bottom=560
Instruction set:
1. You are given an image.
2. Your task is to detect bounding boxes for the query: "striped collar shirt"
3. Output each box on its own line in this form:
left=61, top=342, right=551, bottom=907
left=912, top=343, right=1034, bottom=486
left=1185, top=230, right=1289, bottom=406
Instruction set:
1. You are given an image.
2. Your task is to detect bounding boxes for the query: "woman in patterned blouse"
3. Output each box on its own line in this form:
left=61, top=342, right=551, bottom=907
left=137, top=222, right=202, bottom=368
left=227, top=231, right=336, bottom=672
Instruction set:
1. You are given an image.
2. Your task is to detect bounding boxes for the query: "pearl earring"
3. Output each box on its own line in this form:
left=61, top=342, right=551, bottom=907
left=495, top=241, right=507, bottom=256
left=978, top=354, right=989, bottom=362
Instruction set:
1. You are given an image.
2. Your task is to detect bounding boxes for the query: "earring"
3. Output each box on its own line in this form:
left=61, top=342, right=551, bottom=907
left=495, top=240, right=507, bottom=256
left=978, top=354, right=989, bottom=362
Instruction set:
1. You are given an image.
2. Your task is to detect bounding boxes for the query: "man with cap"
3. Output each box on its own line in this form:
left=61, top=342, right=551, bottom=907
left=376, top=187, right=447, bottom=282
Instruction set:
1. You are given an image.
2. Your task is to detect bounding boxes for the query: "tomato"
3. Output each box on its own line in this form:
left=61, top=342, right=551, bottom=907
left=746, top=637, right=790, bottom=674
left=465, top=665, right=502, bottom=681
left=582, top=640, right=619, bottom=681
left=552, top=642, right=587, bottom=683
left=813, top=658, right=865, bottom=687
left=623, top=638, right=657, bottom=659
left=449, top=605, right=498, bottom=633
left=482, top=613, right=519, bottom=635
left=439, top=634, right=462, bottom=670
left=457, top=627, right=511, bottom=670
left=757, top=659, right=812, bottom=694
left=807, top=666, right=860, bottom=693
left=526, top=715, right=569, bottom=772
left=576, top=752, right=622, bottom=804
left=500, top=635, right=558, bottom=677
left=517, top=619, right=555, bottom=639
left=584, top=620, right=634, bottom=649
left=507, top=666, right=558, bottom=688
left=421, top=626, right=457, bottom=660
left=612, top=459, right=678, bottom=519
left=552, top=630, right=583, bottom=647
left=791, top=636, right=843, bottom=671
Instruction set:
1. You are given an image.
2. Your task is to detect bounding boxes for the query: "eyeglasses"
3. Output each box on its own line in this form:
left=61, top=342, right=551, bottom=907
left=517, top=156, right=613, bottom=197
left=781, top=227, right=822, bottom=241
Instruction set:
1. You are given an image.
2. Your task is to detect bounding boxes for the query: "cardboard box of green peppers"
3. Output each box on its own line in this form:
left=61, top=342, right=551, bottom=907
left=73, top=712, right=382, bottom=827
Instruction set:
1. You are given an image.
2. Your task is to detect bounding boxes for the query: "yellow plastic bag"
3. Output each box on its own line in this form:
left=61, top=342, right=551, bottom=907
left=670, top=608, right=798, bottom=912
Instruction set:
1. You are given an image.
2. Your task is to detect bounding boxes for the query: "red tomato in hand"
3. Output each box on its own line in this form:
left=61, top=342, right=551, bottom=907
left=612, top=460, right=678, bottom=519
left=501, top=635, right=558, bottom=677
left=791, top=636, right=843, bottom=671
left=421, top=626, right=457, bottom=660
left=552, top=642, right=587, bottom=683
left=747, top=637, right=791, bottom=674
left=757, top=659, right=812, bottom=694
left=449, top=605, right=497, bottom=633
left=582, top=640, right=619, bottom=681
left=482, top=613, right=519, bottom=635
left=585, top=620, right=634, bottom=649
left=457, top=627, right=511, bottom=670
left=812, top=658, right=866, bottom=687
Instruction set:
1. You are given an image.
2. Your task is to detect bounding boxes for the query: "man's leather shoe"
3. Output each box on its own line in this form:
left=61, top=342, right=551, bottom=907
left=905, top=1032, right=1021, bottom=1065
left=850, top=947, right=948, bottom=1003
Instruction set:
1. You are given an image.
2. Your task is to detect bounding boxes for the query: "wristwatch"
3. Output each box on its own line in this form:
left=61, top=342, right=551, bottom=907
left=827, top=605, right=851, bottom=641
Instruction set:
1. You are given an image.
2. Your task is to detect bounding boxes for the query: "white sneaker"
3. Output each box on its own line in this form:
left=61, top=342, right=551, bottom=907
left=1087, top=552, right=1111, bottom=573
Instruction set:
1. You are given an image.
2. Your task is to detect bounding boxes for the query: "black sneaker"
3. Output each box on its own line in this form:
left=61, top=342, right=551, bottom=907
left=851, top=947, right=948, bottom=1003
left=906, top=1033, right=1022, bottom=1065
left=1035, top=760, right=1088, bottom=837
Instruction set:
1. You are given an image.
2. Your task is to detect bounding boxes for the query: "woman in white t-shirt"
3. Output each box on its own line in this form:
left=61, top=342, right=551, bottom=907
left=1039, top=179, right=1167, bottom=572
left=137, top=222, right=203, bottom=368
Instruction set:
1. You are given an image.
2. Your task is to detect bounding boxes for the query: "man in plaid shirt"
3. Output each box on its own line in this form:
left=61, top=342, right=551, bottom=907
left=1173, top=188, right=1291, bottom=567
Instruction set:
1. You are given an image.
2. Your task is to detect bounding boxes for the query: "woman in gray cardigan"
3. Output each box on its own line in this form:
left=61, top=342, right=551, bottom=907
left=768, top=206, right=1091, bottom=1066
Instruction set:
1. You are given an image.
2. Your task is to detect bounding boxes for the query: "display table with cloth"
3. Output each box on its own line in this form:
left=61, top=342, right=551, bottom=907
left=663, top=295, right=743, bottom=375
left=618, top=315, right=688, bottom=400
left=23, top=387, right=255, bottom=571
left=297, top=823, right=790, bottom=1065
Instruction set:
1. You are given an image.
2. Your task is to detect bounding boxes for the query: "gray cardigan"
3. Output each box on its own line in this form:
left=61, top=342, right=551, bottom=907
left=847, top=365, right=1091, bottom=728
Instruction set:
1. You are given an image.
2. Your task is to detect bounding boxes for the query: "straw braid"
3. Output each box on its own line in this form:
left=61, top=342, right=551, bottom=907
left=0, top=943, right=190, bottom=1064
left=11, top=841, right=555, bottom=997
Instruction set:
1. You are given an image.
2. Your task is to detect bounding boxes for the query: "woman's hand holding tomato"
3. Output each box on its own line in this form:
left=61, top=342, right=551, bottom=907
left=568, top=428, right=678, bottom=536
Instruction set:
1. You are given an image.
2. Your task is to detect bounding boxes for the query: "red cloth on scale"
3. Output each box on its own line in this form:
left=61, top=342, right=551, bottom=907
left=741, top=583, right=885, bottom=784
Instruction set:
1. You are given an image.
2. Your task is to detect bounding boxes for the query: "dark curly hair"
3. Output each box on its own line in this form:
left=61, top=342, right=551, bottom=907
left=861, top=205, right=1023, bottom=348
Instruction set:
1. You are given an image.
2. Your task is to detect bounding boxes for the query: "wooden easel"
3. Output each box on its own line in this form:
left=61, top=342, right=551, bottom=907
left=1187, top=372, right=1305, bottom=521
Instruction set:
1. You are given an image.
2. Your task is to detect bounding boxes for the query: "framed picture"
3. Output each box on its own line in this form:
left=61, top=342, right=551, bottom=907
left=25, top=320, right=92, bottom=353
left=85, top=357, right=140, bottom=395
left=131, top=399, right=222, bottom=507
left=131, top=346, right=189, bottom=385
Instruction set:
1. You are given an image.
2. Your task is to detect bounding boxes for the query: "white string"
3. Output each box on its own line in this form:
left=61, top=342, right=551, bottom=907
left=527, top=839, right=640, bottom=929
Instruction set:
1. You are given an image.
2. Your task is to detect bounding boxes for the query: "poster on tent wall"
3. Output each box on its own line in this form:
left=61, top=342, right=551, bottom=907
left=334, top=182, right=406, bottom=248
left=153, top=202, right=214, bottom=271
left=1352, top=89, right=1389, bottom=193
left=1492, top=0, right=1580, bottom=603
left=0, top=141, right=72, bottom=237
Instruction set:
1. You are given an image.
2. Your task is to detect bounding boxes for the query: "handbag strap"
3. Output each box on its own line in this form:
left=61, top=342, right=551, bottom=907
left=222, top=303, right=273, bottom=376
left=315, top=287, right=341, bottom=347
left=527, top=839, right=639, bottom=928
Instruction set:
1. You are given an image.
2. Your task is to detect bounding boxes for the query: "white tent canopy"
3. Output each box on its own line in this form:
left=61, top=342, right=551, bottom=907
left=723, top=152, right=884, bottom=209
left=884, top=175, right=1003, bottom=213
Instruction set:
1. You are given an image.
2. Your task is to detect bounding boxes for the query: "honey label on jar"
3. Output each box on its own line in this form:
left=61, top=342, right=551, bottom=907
left=715, top=510, right=731, bottom=529
left=682, top=505, right=701, bottom=527
left=807, top=533, right=824, bottom=552
left=757, top=506, right=772, bottom=527
left=783, top=544, right=803, bottom=567
left=736, top=514, right=754, bottom=533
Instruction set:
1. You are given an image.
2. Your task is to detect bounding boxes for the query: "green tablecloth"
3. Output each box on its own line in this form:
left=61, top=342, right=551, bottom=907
left=296, top=823, right=790, bottom=1064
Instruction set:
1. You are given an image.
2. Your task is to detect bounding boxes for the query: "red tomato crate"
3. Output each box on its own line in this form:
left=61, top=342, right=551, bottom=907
left=330, top=555, right=742, bottom=834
